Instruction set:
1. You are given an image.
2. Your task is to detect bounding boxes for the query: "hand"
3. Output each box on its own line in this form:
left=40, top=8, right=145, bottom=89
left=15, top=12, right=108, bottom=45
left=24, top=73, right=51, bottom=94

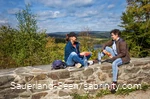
left=103, top=50, right=107, bottom=53
left=80, top=52, right=85, bottom=56
left=109, top=55, right=113, bottom=58
left=80, top=52, right=91, bottom=56
left=103, top=50, right=112, bottom=58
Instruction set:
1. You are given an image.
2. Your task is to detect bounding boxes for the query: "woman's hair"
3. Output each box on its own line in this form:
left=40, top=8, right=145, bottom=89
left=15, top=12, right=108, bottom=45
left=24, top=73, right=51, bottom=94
left=66, top=32, right=77, bottom=42
left=65, top=34, right=69, bottom=42
left=110, top=29, right=121, bottom=37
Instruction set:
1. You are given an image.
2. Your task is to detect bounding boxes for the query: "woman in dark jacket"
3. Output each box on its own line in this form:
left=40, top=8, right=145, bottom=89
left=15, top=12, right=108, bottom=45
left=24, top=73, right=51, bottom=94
left=101, top=29, right=130, bottom=93
left=64, top=32, right=91, bottom=67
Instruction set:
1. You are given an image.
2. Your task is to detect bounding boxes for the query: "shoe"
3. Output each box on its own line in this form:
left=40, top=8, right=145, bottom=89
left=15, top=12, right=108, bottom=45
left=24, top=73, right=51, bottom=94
left=88, top=60, right=94, bottom=65
left=75, top=63, right=82, bottom=68
left=110, top=82, right=117, bottom=94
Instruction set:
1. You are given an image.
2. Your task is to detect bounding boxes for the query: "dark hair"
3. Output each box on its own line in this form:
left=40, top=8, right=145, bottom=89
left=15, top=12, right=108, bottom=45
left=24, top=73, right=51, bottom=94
left=66, top=34, right=69, bottom=42
left=66, top=32, right=77, bottom=42
left=110, top=29, right=121, bottom=37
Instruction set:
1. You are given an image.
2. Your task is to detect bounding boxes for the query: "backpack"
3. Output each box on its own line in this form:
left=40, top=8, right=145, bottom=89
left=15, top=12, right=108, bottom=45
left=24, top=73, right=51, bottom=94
left=52, top=60, right=67, bottom=70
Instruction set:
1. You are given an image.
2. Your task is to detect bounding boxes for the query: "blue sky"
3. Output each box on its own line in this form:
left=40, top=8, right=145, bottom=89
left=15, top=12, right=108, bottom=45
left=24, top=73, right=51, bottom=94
left=0, top=0, right=127, bottom=33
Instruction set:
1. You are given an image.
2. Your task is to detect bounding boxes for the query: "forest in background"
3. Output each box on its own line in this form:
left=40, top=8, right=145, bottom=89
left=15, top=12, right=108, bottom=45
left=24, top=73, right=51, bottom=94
left=0, top=0, right=150, bottom=69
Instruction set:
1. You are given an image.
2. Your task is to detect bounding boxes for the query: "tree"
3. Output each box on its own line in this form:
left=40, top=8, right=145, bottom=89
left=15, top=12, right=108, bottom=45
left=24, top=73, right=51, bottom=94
left=0, top=5, right=49, bottom=68
left=0, top=4, right=67, bottom=69
left=120, top=0, right=150, bottom=57
left=16, top=4, right=37, bottom=34
left=14, top=4, right=49, bottom=66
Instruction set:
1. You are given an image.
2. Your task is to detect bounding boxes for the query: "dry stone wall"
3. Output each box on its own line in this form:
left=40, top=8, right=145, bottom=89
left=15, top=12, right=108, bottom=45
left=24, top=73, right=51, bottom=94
left=0, top=57, right=150, bottom=99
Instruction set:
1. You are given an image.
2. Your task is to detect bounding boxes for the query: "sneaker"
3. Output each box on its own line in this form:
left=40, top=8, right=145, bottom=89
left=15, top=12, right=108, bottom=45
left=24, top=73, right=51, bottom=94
left=88, top=60, right=94, bottom=65
left=75, top=63, right=82, bottom=68
left=110, top=82, right=117, bottom=94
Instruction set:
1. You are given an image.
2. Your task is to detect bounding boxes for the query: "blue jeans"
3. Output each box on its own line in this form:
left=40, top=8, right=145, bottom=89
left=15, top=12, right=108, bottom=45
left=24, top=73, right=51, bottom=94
left=101, top=46, right=123, bottom=82
left=66, top=52, right=91, bottom=66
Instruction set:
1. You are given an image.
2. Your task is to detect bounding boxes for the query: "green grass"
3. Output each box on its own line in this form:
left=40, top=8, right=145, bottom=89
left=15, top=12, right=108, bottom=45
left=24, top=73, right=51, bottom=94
left=96, top=89, right=111, bottom=97
left=71, top=84, right=150, bottom=99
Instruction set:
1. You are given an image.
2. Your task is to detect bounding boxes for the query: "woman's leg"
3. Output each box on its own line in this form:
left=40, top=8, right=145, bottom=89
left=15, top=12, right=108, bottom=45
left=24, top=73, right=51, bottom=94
left=112, top=58, right=123, bottom=82
left=101, top=46, right=116, bottom=57
left=66, top=52, right=84, bottom=66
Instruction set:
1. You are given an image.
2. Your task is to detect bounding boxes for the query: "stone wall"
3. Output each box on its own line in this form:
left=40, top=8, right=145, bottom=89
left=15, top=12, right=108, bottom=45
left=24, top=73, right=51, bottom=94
left=0, top=57, right=150, bottom=99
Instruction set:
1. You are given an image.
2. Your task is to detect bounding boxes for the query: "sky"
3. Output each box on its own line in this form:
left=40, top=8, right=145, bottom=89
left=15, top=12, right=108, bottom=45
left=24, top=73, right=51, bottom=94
left=0, top=0, right=127, bottom=33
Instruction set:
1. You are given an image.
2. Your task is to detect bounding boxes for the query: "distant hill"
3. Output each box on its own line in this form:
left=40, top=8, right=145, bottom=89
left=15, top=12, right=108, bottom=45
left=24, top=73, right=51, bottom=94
left=47, top=31, right=110, bottom=38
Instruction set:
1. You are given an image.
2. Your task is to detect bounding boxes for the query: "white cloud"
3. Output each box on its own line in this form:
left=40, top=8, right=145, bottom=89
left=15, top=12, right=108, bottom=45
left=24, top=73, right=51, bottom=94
left=65, top=0, right=93, bottom=7
left=33, top=0, right=93, bottom=8
left=0, top=14, right=8, bottom=25
left=24, top=0, right=31, bottom=5
left=94, top=16, right=121, bottom=31
left=74, top=10, right=98, bottom=18
left=0, top=0, right=125, bottom=32
left=38, top=20, right=72, bottom=32
left=107, top=4, right=115, bottom=9
left=0, top=20, right=8, bottom=24
left=36, top=10, right=66, bottom=21
left=7, top=8, right=20, bottom=14
left=0, top=18, right=9, bottom=26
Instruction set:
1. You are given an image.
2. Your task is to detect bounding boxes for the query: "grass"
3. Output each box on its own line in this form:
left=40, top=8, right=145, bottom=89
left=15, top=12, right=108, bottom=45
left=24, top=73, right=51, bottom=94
left=71, top=84, right=150, bottom=99
left=96, top=89, right=111, bottom=97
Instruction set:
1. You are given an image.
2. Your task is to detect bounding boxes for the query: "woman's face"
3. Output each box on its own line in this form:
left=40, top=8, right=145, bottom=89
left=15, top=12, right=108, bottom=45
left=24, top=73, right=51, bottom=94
left=111, top=33, right=118, bottom=41
left=70, top=36, right=77, bottom=42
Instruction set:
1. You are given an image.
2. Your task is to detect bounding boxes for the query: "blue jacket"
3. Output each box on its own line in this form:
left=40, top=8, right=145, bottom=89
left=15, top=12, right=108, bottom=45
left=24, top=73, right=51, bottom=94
left=64, top=41, right=80, bottom=62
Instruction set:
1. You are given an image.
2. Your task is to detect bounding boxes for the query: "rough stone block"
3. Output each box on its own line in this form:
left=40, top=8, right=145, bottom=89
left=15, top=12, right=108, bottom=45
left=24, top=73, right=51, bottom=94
left=33, top=74, right=47, bottom=81
left=86, top=79, right=96, bottom=83
left=108, top=73, right=112, bottom=78
left=101, top=65, right=112, bottom=70
left=31, top=68, right=47, bottom=73
left=83, top=68, right=94, bottom=77
left=31, top=92, right=48, bottom=99
left=59, top=91, right=69, bottom=96
left=65, top=80, right=74, bottom=84
left=25, top=75, right=34, bottom=82
left=19, top=91, right=31, bottom=98
left=103, top=69, right=112, bottom=73
left=142, top=64, right=150, bottom=70
left=124, top=67, right=141, bottom=73
left=48, top=70, right=70, bottom=80
left=142, top=77, right=150, bottom=84
left=0, top=82, right=12, bottom=89
left=0, top=88, right=26, bottom=99
left=0, top=75, right=15, bottom=86
left=133, top=61, right=149, bottom=66
left=98, top=73, right=107, bottom=81
left=15, top=67, right=31, bottom=74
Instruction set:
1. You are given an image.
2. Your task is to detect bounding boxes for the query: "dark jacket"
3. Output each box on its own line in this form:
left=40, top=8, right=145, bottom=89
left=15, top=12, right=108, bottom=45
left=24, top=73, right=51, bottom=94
left=64, top=41, right=80, bottom=62
left=102, top=38, right=130, bottom=64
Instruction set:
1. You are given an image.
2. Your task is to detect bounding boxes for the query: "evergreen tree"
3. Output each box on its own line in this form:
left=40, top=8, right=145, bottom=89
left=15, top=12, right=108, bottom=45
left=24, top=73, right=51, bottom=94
left=120, top=0, right=150, bottom=57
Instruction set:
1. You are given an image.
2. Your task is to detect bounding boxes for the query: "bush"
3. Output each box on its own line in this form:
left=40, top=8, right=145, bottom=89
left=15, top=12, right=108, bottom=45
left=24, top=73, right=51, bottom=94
left=0, top=5, right=65, bottom=69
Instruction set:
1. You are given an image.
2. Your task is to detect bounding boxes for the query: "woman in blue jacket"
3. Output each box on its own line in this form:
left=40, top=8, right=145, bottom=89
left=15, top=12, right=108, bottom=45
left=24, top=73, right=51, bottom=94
left=64, top=32, right=91, bottom=67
